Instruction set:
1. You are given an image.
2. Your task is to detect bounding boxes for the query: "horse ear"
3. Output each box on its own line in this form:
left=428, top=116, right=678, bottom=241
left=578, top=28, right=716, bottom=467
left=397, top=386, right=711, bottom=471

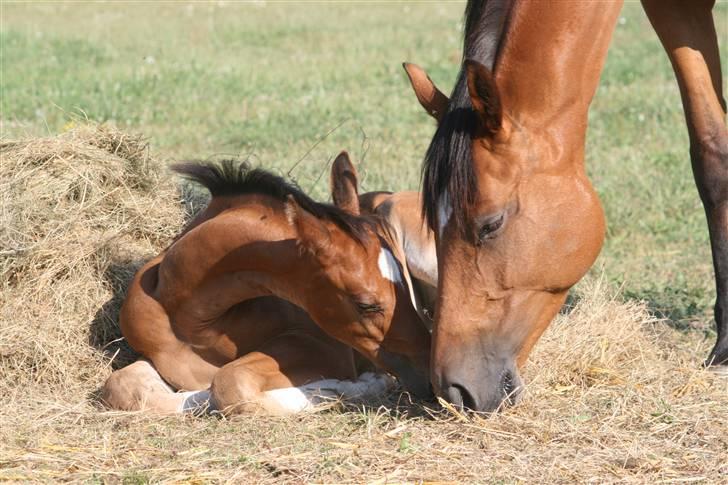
left=403, top=62, right=449, bottom=123
left=285, top=195, right=332, bottom=258
left=330, top=151, right=360, bottom=215
left=464, top=59, right=502, bottom=134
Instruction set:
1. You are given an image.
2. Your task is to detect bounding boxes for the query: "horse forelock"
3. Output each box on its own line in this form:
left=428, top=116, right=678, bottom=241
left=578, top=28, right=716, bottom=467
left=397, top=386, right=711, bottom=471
left=421, top=92, right=478, bottom=232
left=172, top=160, right=374, bottom=246
left=421, top=0, right=513, bottom=232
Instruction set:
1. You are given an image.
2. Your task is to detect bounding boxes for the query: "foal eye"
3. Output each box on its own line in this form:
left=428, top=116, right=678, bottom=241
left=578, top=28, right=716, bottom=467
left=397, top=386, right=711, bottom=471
left=354, top=299, right=384, bottom=316
left=477, top=214, right=505, bottom=243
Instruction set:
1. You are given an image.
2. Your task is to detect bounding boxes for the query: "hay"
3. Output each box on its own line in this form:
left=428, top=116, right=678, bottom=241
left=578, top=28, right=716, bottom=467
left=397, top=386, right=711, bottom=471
left=0, top=123, right=184, bottom=396
left=1, top=126, right=726, bottom=483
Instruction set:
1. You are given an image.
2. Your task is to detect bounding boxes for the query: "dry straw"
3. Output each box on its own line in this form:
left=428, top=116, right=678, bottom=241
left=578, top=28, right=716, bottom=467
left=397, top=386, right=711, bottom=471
left=0, top=125, right=725, bottom=483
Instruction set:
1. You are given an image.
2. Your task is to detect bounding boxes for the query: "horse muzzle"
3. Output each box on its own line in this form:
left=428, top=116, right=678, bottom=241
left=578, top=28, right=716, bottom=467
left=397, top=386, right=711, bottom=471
left=434, top=360, right=523, bottom=413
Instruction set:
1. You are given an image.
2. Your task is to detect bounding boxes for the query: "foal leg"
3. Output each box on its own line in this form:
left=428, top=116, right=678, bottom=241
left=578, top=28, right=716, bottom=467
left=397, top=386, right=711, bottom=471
left=210, top=333, right=393, bottom=415
left=642, top=0, right=728, bottom=367
left=101, top=359, right=212, bottom=414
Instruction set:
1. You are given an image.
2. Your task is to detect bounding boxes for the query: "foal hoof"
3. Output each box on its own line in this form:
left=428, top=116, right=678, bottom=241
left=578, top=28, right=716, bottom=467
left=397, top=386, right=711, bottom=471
left=358, top=371, right=396, bottom=395
left=314, top=372, right=395, bottom=401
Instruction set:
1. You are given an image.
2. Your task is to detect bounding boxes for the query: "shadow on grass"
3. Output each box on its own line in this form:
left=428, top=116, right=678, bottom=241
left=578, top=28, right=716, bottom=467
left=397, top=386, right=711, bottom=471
left=311, top=392, right=442, bottom=422
left=87, top=179, right=208, bottom=372
left=622, top=284, right=714, bottom=335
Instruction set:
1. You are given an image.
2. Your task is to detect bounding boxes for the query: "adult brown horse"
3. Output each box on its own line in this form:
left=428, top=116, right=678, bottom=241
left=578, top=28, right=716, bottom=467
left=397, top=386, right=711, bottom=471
left=102, top=157, right=431, bottom=414
left=403, top=0, right=727, bottom=412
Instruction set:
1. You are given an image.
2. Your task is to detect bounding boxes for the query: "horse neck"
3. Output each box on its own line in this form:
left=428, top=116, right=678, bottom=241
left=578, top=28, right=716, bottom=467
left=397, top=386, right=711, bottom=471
left=493, top=1, right=623, bottom=148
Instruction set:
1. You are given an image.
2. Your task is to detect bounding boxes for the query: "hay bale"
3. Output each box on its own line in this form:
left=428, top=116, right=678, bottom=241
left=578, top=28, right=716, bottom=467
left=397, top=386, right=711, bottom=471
left=0, top=124, right=184, bottom=402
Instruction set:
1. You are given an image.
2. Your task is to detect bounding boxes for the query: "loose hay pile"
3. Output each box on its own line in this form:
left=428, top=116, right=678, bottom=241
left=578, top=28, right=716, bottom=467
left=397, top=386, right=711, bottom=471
left=0, top=126, right=726, bottom=483
left=0, top=124, right=185, bottom=398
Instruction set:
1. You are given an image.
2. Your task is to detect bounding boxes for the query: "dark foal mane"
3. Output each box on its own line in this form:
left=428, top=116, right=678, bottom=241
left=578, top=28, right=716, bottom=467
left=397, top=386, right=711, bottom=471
left=421, top=0, right=513, bottom=231
left=173, top=160, right=373, bottom=245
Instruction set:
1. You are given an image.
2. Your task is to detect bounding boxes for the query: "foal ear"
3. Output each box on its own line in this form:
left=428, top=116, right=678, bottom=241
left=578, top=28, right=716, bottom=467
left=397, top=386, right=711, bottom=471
left=285, top=195, right=332, bottom=257
left=330, top=151, right=360, bottom=215
left=403, top=62, right=449, bottom=123
left=464, top=59, right=502, bottom=134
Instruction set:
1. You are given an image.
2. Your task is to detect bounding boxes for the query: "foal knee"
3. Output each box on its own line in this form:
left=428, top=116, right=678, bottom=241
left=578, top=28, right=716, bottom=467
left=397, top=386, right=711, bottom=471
left=209, top=363, right=264, bottom=415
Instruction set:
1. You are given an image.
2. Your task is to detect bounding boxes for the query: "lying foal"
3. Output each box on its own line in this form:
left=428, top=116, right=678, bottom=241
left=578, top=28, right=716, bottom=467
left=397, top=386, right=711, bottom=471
left=102, top=161, right=431, bottom=415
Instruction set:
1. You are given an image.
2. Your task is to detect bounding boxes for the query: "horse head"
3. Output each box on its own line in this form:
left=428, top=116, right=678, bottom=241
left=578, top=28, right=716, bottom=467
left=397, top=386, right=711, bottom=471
left=404, top=59, right=606, bottom=412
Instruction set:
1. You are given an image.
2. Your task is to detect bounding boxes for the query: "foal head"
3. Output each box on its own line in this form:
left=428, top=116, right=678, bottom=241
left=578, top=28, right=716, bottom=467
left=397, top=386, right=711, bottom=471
left=285, top=192, right=430, bottom=397
left=177, top=161, right=431, bottom=396
left=404, top=60, right=605, bottom=411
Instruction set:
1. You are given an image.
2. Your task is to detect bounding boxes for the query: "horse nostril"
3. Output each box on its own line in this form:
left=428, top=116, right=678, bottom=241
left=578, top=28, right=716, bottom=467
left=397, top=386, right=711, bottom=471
left=455, top=384, right=477, bottom=410
left=501, top=371, right=520, bottom=406
left=441, top=384, right=463, bottom=408
left=444, top=384, right=476, bottom=411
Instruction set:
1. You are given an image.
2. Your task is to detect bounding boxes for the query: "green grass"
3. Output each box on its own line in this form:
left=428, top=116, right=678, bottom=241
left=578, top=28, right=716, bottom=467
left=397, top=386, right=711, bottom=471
left=2, top=1, right=726, bottom=331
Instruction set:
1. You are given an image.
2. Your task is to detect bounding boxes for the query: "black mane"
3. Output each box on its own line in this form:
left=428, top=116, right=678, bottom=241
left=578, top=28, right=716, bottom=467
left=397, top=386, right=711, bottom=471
left=172, top=160, right=373, bottom=245
left=421, top=0, right=512, bottom=230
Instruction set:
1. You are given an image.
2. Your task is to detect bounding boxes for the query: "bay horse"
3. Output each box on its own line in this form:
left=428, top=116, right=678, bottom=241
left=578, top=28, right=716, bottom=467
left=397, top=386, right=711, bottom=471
left=402, top=0, right=727, bottom=412
left=102, top=157, right=431, bottom=415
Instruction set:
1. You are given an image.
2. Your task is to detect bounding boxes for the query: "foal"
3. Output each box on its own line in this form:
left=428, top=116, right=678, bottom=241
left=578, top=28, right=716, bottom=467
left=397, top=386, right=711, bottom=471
left=102, top=160, right=431, bottom=415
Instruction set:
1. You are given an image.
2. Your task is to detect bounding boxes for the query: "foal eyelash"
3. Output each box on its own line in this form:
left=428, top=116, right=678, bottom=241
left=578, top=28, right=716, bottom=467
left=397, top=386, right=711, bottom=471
left=355, top=301, right=384, bottom=315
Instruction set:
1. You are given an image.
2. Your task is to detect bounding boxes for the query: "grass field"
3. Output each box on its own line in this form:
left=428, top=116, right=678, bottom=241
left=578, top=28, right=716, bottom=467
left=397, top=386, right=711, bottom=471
left=1, top=1, right=727, bottom=483
left=3, top=1, right=726, bottom=326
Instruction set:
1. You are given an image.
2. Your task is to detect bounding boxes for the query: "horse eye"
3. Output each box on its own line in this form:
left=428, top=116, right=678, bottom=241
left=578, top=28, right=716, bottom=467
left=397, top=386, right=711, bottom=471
left=477, top=214, right=505, bottom=243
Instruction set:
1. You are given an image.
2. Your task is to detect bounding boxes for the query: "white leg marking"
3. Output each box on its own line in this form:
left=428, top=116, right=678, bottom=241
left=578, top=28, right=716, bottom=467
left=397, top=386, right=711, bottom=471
left=177, top=390, right=215, bottom=414
left=263, top=373, right=395, bottom=413
left=263, top=387, right=317, bottom=413
left=378, top=248, right=402, bottom=283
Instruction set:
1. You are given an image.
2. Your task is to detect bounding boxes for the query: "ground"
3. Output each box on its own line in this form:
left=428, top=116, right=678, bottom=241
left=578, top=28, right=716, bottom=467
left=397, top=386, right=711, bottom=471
left=1, top=2, right=727, bottom=483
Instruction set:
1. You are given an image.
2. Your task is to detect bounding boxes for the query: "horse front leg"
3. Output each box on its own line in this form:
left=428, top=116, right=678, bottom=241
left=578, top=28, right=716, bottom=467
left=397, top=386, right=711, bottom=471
left=642, top=0, right=728, bottom=367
